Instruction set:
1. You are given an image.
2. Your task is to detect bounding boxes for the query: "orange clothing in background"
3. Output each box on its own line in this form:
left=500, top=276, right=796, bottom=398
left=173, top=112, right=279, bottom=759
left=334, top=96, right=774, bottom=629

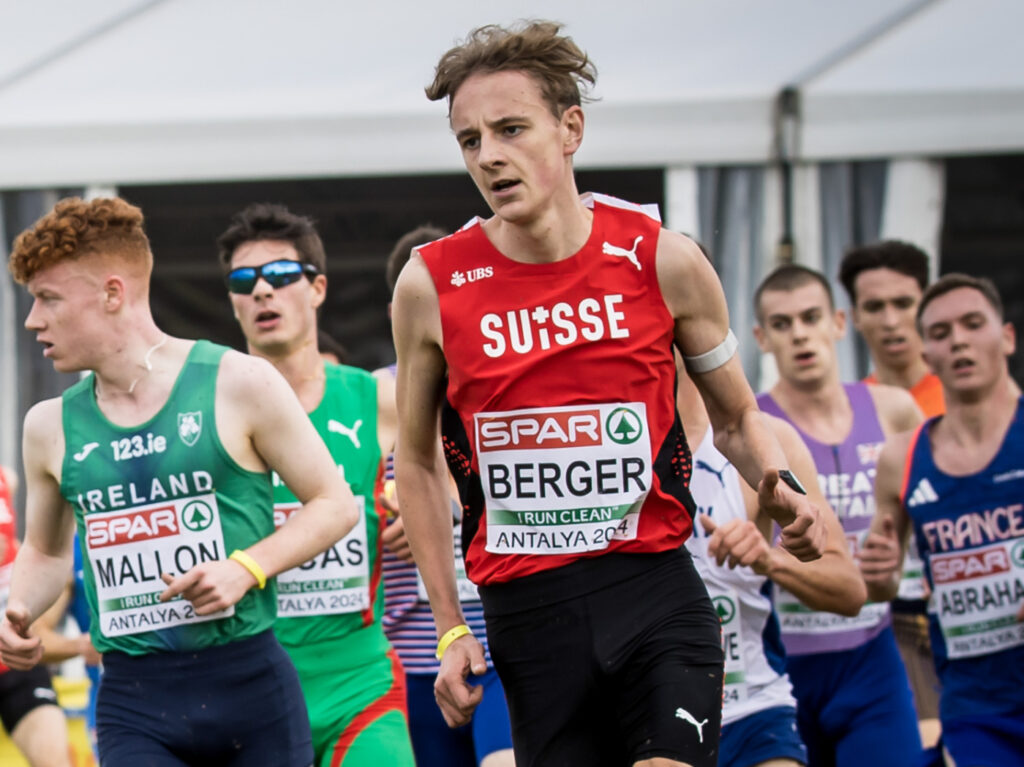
left=864, top=371, right=945, bottom=418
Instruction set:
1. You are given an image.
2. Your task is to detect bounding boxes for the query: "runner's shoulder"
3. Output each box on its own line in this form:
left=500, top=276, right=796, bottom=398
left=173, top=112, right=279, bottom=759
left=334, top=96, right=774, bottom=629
left=23, top=397, right=65, bottom=471
left=865, top=382, right=922, bottom=434
left=875, top=428, right=919, bottom=491
left=216, top=349, right=289, bottom=401
left=24, top=397, right=63, bottom=441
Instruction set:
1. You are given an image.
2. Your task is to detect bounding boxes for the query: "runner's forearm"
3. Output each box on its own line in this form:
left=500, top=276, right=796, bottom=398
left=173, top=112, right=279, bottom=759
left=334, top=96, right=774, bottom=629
left=246, top=490, right=357, bottom=578
left=714, top=409, right=795, bottom=525
left=10, top=543, right=72, bottom=625
left=395, top=454, right=465, bottom=632
left=764, top=549, right=866, bottom=616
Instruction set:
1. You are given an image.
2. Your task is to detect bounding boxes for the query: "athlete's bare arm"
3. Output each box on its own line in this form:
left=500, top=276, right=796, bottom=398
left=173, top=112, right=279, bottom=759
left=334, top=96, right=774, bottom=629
left=705, top=416, right=866, bottom=615
left=868, top=384, right=924, bottom=436
left=393, top=254, right=487, bottom=728
left=657, top=231, right=825, bottom=561
left=160, top=351, right=356, bottom=614
left=374, top=369, right=399, bottom=458
left=860, top=432, right=915, bottom=603
left=33, top=582, right=100, bottom=665
left=0, top=398, right=77, bottom=670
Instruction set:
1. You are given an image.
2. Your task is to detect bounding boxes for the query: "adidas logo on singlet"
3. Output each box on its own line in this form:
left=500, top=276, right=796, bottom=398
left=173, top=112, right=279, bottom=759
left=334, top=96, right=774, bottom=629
left=906, top=478, right=939, bottom=507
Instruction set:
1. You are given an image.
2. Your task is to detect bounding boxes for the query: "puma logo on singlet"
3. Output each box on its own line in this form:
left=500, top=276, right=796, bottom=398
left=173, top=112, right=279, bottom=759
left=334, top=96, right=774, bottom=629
left=73, top=442, right=100, bottom=462
left=696, top=459, right=728, bottom=487
left=674, top=707, right=708, bottom=742
left=328, top=419, right=362, bottom=449
left=33, top=687, right=57, bottom=702
left=602, top=236, right=643, bottom=271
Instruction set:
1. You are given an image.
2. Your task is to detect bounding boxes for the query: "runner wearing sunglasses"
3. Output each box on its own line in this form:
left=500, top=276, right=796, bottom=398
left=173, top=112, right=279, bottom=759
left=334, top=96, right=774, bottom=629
left=217, top=203, right=416, bottom=767
left=1, top=196, right=356, bottom=767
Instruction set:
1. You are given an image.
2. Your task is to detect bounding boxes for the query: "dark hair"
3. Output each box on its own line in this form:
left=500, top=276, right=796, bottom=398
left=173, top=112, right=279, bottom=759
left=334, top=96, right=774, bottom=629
left=317, top=328, right=349, bottom=365
left=917, top=273, right=1004, bottom=329
left=386, top=224, right=447, bottom=295
left=838, top=240, right=930, bottom=304
left=10, top=197, right=151, bottom=284
left=754, top=264, right=835, bottom=323
left=426, top=20, right=596, bottom=118
left=217, top=203, right=326, bottom=275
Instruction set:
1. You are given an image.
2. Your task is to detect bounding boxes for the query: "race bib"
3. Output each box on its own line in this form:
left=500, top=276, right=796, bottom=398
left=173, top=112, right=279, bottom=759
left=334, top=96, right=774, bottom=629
left=707, top=584, right=748, bottom=709
left=475, top=403, right=652, bottom=555
left=776, top=529, right=888, bottom=636
left=898, top=538, right=928, bottom=602
left=931, top=538, right=1024, bottom=659
left=84, top=494, right=233, bottom=637
left=417, top=523, right=479, bottom=603
left=775, top=587, right=889, bottom=635
left=275, top=497, right=371, bottom=618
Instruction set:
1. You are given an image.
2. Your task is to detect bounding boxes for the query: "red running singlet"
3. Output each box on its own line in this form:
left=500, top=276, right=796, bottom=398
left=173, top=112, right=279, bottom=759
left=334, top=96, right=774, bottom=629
left=418, top=193, right=696, bottom=585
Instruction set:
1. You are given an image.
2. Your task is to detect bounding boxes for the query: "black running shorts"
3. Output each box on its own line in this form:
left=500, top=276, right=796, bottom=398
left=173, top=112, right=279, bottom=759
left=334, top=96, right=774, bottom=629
left=482, top=548, right=723, bottom=767
left=0, top=665, right=61, bottom=734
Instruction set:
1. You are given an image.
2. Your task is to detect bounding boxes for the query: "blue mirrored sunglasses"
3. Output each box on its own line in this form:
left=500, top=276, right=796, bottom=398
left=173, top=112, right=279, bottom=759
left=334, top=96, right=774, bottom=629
left=226, top=259, right=319, bottom=294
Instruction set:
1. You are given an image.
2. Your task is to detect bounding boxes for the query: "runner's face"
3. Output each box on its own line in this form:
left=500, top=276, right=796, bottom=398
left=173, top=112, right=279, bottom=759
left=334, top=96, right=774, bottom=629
left=755, top=281, right=845, bottom=387
left=228, top=240, right=324, bottom=357
left=851, top=268, right=924, bottom=371
left=450, top=70, right=582, bottom=224
left=920, top=287, right=1014, bottom=395
left=25, top=259, right=107, bottom=372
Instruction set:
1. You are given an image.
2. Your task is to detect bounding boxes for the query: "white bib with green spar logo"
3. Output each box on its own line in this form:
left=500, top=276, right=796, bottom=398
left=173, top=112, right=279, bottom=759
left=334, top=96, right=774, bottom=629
left=274, top=497, right=371, bottom=617
left=475, top=402, right=652, bottom=555
left=931, top=537, right=1024, bottom=660
left=84, top=493, right=233, bottom=637
left=707, top=585, right=749, bottom=707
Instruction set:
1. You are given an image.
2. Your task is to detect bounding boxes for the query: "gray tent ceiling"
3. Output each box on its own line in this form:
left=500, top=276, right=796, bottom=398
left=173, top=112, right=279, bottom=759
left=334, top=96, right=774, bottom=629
left=801, top=0, right=1024, bottom=159
left=0, top=0, right=1020, bottom=188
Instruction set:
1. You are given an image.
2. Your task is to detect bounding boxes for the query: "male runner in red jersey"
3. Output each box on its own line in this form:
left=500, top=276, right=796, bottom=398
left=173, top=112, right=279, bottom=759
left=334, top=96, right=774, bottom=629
left=391, top=22, right=825, bottom=767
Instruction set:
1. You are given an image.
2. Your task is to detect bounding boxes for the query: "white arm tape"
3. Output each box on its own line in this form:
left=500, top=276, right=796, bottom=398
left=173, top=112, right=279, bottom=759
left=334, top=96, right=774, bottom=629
left=683, top=329, right=738, bottom=374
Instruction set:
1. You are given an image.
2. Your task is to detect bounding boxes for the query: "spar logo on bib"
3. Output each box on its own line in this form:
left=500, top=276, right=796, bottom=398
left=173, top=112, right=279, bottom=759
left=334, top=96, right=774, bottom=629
left=86, top=506, right=179, bottom=548
left=181, top=500, right=214, bottom=532
left=1012, top=540, right=1024, bottom=568
left=606, top=407, right=643, bottom=445
left=712, top=595, right=736, bottom=624
left=478, top=408, right=603, bottom=451
left=932, top=545, right=1011, bottom=584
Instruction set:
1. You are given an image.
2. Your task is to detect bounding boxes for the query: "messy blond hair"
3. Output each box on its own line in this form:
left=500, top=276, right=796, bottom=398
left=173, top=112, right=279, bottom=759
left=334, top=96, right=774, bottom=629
left=9, top=197, right=152, bottom=284
left=426, top=20, right=597, bottom=118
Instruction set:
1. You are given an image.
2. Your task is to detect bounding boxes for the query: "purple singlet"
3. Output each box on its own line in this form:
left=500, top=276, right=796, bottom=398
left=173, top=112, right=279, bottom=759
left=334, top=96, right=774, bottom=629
left=758, top=383, right=890, bottom=655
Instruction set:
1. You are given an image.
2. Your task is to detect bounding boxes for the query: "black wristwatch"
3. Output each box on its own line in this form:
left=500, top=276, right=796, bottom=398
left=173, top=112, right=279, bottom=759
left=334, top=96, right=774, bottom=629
left=778, top=469, right=807, bottom=495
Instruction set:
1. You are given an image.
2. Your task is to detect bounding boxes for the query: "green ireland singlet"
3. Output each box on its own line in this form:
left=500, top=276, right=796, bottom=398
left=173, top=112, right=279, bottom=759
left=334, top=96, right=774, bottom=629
left=61, top=341, right=276, bottom=655
left=272, top=362, right=384, bottom=647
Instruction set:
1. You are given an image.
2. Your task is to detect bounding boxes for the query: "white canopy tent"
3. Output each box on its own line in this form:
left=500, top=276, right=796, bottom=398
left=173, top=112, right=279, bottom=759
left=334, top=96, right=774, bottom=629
left=0, top=0, right=957, bottom=189
left=801, top=0, right=1024, bottom=161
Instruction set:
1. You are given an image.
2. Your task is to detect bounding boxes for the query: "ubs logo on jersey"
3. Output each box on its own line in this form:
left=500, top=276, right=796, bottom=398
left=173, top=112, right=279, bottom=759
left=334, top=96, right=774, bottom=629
left=451, top=267, right=493, bottom=288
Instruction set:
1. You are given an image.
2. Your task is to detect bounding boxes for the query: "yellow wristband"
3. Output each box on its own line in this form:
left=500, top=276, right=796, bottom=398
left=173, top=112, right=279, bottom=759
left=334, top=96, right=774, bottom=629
left=229, top=550, right=267, bottom=590
left=435, top=623, right=472, bottom=660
